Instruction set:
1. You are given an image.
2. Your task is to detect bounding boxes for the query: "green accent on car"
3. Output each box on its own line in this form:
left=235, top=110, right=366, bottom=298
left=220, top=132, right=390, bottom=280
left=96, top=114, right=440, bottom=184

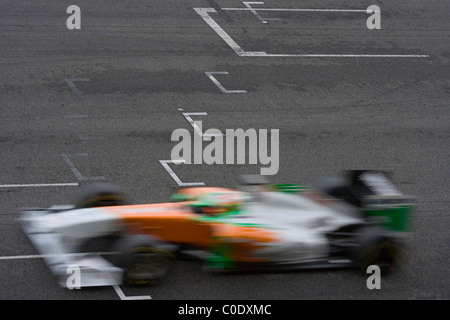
left=271, top=184, right=309, bottom=194
left=363, top=200, right=415, bottom=232
left=170, top=193, right=193, bottom=202
left=191, top=212, right=272, bottom=229
left=207, top=240, right=236, bottom=269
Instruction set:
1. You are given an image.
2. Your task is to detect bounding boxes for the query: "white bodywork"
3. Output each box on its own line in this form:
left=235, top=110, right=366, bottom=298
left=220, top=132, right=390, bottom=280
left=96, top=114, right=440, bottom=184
left=222, top=191, right=362, bottom=263
left=19, top=206, right=124, bottom=287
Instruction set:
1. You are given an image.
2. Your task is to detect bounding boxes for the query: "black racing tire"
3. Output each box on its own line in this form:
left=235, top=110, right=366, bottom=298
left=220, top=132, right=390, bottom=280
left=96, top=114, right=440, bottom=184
left=111, top=235, right=173, bottom=286
left=74, top=183, right=128, bottom=208
left=351, top=225, right=403, bottom=274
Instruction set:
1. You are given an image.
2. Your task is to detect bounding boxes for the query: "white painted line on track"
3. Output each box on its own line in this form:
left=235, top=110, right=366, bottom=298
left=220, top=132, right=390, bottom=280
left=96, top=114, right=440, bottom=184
left=159, top=160, right=205, bottom=187
left=113, top=285, right=152, bottom=300
left=244, top=53, right=430, bottom=58
left=182, top=112, right=208, bottom=138
left=242, top=2, right=281, bottom=23
left=204, top=71, right=247, bottom=94
left=194, top=8, right=247, bottom=56
left=65, top=79, right=90, bottom=99
left=0, top=183, right=79, bottom=188
left=61, top=153, right=106, bottom=181
left=182, top=111, right=224, bottom=141
left=194, top=7, right=430, bottom=58
left=0, top=254, right=56, bottom=260
left=0, top=252, right=113, bottom=260
left=222, top=7, right=369, bottom=13
left=206, top=0, right=233, bottom=21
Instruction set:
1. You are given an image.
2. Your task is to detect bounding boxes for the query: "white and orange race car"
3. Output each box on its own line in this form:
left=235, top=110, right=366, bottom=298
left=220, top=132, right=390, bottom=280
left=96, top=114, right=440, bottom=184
left=18, top=171, right=414, bottom=288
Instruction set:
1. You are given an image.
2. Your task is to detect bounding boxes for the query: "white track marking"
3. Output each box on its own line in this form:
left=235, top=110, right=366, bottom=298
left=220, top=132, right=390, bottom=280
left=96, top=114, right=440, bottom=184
left=242, top=2, right=281, bottom=23
left=113, top=285, right=152, bottom=300
left=0, top=183, right=79, bottom=188
left=0, top=252, right=115, bottom=260
left=182, top=112, right=208, bottom=137
left=223, top=7, right=369, bottom=13
left=159, top=160, right=205, bottom=187
left=61, top=153, right=106, bottom=181
left=182, top=111, right=224, bottom=141
left=194, top=8, right=247, bottom=56
left=0, top=254, right=56, bottom=260
left=194, top=7, right=429, bottom=58
left=204, top=71, right=247, bottom=94
left=65, top=79, right=90, bottom=99
left=243, top=53, right=430, bottom=58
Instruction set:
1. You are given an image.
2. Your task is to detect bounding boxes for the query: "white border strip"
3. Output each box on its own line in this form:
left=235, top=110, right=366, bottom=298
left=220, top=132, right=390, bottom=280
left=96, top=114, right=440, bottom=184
left=194, top=7, right=429, bottom=58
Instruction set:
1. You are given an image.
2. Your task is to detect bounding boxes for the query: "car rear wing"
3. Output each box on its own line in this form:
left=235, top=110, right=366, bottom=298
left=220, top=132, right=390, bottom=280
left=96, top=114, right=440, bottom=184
left=240, top=171, right=415, bottom=232
left=348, top=170, right=415, bottom=232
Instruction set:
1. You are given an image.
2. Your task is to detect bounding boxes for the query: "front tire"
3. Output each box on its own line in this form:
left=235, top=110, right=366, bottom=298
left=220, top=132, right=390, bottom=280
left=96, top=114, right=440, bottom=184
left=111, top=235, right=173, bottom=286
left=75, top=183, right=128, bottom=208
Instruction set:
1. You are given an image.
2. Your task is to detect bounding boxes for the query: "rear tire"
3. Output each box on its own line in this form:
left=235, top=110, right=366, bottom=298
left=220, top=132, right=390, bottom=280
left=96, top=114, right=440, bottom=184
left=352, top=225, right=403, bottom=273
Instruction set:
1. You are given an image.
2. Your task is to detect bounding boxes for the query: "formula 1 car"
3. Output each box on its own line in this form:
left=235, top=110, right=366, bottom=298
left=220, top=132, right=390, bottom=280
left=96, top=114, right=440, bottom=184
left=18, top=170, right=414, bottom=288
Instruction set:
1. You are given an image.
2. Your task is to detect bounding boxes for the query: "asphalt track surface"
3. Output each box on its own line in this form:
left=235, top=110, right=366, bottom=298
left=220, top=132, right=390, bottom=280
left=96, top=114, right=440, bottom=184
left=0, top=0, right=449, bottom=300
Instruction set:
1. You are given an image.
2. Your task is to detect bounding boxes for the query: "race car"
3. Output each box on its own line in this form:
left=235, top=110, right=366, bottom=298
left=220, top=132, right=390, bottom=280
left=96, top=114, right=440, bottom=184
left=18, top=170, right=414, bottom=288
